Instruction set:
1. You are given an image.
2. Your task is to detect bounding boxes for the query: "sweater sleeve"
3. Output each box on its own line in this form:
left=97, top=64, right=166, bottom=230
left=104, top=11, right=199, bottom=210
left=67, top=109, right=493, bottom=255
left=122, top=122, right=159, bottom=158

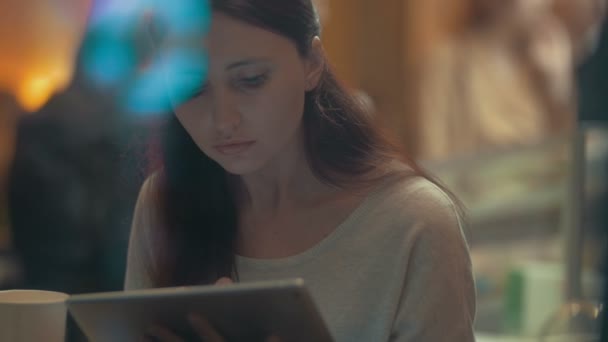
left=390, top=186, right=477, bottom=342
left=124, top=176, right=159, bottom=290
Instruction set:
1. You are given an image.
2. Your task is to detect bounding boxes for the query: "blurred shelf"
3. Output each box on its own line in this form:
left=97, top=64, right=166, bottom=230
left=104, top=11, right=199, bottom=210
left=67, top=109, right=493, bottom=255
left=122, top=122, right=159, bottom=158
left=422, top=127, right=608, bottom=244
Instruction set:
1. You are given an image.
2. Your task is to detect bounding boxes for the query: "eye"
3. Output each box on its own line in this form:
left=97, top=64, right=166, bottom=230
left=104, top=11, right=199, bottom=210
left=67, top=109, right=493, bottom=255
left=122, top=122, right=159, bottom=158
left=239, top=74, right=268, bottom=88
left=189, top=84, right=208, bottom=98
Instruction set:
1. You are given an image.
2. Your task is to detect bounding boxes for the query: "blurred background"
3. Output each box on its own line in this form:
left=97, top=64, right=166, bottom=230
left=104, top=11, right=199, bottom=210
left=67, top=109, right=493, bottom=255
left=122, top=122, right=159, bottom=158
left=0, top=0, right=607, bottom=341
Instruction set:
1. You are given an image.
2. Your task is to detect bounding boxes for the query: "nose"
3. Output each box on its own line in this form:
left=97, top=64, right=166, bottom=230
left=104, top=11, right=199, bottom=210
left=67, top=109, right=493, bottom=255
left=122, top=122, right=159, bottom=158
left=211, top=91, right=241, bottom=138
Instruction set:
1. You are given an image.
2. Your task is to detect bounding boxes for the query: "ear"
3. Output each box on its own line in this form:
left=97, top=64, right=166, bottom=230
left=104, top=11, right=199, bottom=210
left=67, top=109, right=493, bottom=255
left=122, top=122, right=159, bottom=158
left=304, top=36, right=325, bottom=91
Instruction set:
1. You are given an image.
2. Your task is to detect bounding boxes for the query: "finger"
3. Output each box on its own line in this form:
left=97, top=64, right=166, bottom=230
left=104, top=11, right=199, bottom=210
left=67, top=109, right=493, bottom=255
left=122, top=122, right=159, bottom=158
left=145, top=325, right=185, bottom=342
left=188, top=314, right=225, bottom=342
left=215, top=277, right=233, bottom=286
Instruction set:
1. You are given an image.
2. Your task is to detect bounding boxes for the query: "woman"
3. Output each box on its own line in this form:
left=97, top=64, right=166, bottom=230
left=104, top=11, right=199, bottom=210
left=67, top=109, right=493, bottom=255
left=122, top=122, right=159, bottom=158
left=125, top=0, right=476, bottom=341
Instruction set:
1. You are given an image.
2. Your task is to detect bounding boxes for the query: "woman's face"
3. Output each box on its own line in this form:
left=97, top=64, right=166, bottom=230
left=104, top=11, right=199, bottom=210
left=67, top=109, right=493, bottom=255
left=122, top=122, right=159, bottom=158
left=168, top=12, right=322, bottom=175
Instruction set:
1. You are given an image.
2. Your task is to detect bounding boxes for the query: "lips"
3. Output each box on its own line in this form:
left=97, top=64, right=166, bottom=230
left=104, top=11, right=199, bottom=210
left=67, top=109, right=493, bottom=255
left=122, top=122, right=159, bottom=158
left=214, top=141, right=256, bottom=155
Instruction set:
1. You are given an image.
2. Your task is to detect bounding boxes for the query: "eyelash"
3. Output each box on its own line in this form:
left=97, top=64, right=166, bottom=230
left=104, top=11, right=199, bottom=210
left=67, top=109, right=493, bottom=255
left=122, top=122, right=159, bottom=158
left=188, top=85, right=208, bottom=99
left=185, top=73, right=268, bottom=99
left=239, top=74, right=268, bottom=88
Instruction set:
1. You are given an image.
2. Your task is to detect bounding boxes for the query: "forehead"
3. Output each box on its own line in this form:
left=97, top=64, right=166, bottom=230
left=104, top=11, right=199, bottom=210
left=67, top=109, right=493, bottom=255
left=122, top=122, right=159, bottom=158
left=205, top=12, right=300, bottom=65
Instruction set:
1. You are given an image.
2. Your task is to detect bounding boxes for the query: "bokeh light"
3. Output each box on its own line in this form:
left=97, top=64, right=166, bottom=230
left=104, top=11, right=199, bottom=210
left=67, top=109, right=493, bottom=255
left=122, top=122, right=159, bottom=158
left=0, top=0, right=91, bottom=112
left=82, top=0, right=210, bottom=115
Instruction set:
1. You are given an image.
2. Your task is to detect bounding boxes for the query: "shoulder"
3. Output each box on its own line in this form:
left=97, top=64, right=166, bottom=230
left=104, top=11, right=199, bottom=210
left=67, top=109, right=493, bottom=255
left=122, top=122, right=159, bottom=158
left=131, top=172, right=167, bottom=244
left=134, top=172, right=162, bottom=215
left=131, top=172, right=166, bottom=254
left=139, top=172, right=161, bottom=199
left=366, top=173, right=468, bottom=249
left=125, top=172, right=163, bottom=290
left=374, top=174, right=462, bottom=224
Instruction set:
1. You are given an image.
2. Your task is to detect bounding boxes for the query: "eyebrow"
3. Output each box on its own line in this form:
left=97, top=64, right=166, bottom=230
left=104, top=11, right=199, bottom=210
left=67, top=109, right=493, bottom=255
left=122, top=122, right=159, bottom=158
left=226, top=58, right=272, bottom=70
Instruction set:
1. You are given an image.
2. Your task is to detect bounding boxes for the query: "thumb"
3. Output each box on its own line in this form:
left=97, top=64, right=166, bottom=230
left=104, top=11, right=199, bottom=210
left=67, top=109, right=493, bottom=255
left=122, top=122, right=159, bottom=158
left=214, top=277, right=233, bottom=286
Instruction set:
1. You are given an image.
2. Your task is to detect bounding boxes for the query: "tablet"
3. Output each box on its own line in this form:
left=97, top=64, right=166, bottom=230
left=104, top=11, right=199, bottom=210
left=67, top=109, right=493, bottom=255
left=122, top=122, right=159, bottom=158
left=67, top=278, right=334, bottom=342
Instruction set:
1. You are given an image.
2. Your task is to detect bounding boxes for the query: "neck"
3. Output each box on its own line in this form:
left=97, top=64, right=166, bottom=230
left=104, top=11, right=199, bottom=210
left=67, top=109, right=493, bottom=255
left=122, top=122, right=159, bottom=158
left=234, top=130, right=334, bottom=217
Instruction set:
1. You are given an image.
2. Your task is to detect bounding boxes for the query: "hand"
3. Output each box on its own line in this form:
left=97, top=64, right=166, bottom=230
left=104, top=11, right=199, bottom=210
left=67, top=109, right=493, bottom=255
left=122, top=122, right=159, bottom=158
left=142, top=277, right=282, bottom=342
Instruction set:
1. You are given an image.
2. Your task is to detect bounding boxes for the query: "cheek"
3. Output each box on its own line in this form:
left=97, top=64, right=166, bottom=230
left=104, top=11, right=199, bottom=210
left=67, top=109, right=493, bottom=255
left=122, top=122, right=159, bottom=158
left=249, top=80, right=306, bottom=139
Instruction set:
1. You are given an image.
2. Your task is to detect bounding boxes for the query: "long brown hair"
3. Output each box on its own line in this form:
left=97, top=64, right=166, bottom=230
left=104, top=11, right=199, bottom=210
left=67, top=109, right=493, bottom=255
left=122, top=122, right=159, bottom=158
left=149, top=0, right=441, bottom=287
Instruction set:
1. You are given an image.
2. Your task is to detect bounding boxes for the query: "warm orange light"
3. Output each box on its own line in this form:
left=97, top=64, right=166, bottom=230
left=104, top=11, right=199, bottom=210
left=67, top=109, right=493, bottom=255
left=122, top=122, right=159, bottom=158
left=0, top=0, right=92, bottom=112
left=17, top=76, right=57, bottom=113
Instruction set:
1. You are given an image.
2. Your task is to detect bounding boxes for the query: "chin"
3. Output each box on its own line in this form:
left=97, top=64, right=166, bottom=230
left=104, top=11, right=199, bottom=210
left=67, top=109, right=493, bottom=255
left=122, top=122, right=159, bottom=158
left=216, top=157, right=266, bottom=176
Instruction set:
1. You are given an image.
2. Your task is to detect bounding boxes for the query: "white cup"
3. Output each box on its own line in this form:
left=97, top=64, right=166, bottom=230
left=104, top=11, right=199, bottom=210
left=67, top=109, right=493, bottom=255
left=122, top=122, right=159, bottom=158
left=0, top=290, right=69, bottom=342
